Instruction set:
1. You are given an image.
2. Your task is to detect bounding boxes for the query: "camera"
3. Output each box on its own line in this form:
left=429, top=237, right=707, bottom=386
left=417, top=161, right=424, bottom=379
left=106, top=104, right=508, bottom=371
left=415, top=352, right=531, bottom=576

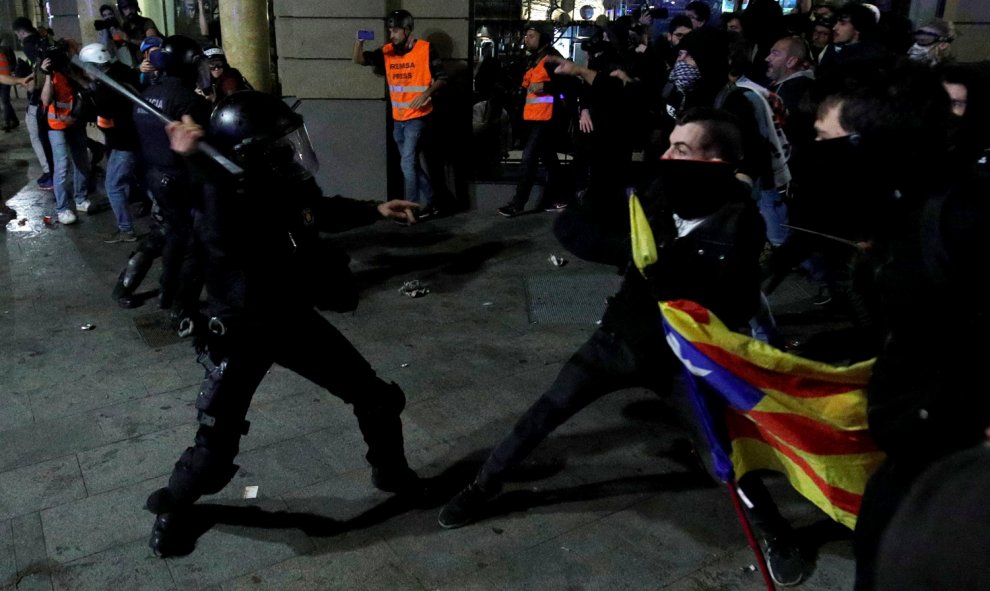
left=94, top=17, right=120, bottom=31
left=37, top=40, right=70, bottom=73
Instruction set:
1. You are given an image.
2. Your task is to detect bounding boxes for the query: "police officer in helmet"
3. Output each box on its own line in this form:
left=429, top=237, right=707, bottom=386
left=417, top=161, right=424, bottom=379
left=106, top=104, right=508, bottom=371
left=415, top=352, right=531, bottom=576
left=126, top=35, right=210, bottom=318
left=145, top=91, right=421, bottom=557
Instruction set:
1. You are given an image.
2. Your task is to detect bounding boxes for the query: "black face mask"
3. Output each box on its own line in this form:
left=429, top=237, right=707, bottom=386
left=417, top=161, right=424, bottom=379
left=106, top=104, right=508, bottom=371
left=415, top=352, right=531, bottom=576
left=657, top=159, right=737, bottom=219
left=807, top=135, right=873, bottom=189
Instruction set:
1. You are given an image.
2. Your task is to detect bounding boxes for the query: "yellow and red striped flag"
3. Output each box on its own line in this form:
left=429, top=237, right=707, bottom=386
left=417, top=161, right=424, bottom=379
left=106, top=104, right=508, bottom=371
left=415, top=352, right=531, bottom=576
left=660, top=300, right=884, bottom=529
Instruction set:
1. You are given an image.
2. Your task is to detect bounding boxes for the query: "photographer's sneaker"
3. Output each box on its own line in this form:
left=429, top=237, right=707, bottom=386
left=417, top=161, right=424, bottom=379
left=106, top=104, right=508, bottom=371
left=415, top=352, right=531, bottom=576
left=104, top=230, right=137, bottom=244
left=37, top=173, right=53, bottom=190
left=57, top=210, right=77, bottom=225
left=76, top=199, right=93, bottom=214
left=496, top=203, right=523, bottom=218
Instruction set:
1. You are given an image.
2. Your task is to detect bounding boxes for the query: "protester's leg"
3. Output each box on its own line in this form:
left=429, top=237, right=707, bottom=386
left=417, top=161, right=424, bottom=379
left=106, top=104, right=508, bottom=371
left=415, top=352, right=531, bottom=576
left=440, top=328, right=655, bottom=528
left=65, top=126, right=91, bottom=206
left=853, top=460, right=916, bottom=591
left=478, top=332, right=627, bottom=488
left=105, top=149, right=137, bottom=232
left=759, top=187, right=790, bottom=247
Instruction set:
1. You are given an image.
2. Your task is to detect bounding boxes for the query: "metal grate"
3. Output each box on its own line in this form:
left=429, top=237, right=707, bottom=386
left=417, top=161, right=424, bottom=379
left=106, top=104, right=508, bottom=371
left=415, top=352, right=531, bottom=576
left=133, top=311, right=185, bottom=348
left=525, top=273, right=623, bottom=324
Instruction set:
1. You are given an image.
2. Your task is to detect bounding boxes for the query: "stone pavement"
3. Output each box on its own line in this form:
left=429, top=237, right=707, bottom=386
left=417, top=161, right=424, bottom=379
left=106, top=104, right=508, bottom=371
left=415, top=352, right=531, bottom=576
left=1, top=103, right=857, bottom=591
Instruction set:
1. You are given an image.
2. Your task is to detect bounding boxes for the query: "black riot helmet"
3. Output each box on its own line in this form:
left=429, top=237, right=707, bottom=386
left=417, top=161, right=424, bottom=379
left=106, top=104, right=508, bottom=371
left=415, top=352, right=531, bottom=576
left=208, top=91, right=320, bottom=181
left=386, top=10, right=414, bottom=31
left=151, top=35, right=204, bottom=82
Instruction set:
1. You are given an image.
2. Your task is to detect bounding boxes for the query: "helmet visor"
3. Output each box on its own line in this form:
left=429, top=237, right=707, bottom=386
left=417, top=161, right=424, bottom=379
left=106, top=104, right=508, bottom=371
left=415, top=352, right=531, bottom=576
left=263, top=125, right=320, bottom=181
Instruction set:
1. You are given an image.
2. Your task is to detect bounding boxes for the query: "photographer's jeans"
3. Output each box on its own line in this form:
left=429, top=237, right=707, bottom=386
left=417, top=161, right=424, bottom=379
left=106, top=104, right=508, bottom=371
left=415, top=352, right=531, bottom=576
left=25, top=104, right=50, bottom=175
left=392, top=116, right=432, bottom=207
left=106, top=149, right=137, bottom=232
left=48, top=125, right=91, bottom=212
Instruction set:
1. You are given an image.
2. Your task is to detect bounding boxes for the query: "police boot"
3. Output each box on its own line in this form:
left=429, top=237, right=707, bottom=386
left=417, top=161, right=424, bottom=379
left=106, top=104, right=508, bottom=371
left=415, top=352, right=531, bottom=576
left=112, top=237, right=161, bottom=307
left=354, top=382, right=422, bottom=495
left=147, top=510, right=197, bottom=558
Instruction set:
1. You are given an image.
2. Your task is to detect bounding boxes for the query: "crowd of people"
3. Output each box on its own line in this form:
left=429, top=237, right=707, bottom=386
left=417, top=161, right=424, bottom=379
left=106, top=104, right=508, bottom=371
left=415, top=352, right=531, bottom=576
left=2, top=1, right=989, bottom=589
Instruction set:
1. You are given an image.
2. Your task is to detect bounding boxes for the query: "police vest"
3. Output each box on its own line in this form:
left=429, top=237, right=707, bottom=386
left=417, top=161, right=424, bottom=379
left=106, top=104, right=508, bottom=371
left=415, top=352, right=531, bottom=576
left=383, top=40, right=433, bottom=121
left=522, top=55, right=554, bottom=121
left=46, top=72, right=75, bottom=130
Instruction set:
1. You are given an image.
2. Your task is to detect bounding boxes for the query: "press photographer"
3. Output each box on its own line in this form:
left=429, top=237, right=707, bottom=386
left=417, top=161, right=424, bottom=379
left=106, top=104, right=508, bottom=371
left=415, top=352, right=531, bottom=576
left=39, top=38, right=96, bottom=225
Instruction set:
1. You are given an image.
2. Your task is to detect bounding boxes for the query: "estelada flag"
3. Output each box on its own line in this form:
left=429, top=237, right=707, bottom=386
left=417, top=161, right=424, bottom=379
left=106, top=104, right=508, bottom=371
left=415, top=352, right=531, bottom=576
left=660, top=300, right=884, bottom=529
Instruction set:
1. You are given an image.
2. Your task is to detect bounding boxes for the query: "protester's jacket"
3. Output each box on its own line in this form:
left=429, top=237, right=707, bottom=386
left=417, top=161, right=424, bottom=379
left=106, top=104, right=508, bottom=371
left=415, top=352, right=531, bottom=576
left=553, top=174, right=766, bottom=346
left=867, top=177, right=990, bottom=470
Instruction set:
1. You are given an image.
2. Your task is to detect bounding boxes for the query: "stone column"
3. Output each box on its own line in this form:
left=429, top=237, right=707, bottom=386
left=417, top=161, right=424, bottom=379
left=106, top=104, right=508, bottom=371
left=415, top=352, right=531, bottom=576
left=141, top=0, right=168, bottom=37
left=48, top=0, right=82, bottom=42
left=219, top=0, right=273, bottom=93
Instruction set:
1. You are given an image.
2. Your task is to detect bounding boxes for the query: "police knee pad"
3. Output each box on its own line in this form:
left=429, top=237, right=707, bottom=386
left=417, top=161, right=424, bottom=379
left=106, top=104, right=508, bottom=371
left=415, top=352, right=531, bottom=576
left=195, top=358, right=251, bottom=437
left=112, top=250, right=155, bottom=300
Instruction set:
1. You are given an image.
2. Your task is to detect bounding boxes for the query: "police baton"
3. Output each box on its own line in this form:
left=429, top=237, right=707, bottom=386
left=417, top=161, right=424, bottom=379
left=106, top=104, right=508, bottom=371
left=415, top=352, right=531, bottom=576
left=71, top=56, right=244, bottom=179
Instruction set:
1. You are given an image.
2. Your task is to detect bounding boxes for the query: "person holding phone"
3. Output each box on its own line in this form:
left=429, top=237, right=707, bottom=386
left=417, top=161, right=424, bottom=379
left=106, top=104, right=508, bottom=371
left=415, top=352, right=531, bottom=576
left=353, top=10, right=447, bottom=220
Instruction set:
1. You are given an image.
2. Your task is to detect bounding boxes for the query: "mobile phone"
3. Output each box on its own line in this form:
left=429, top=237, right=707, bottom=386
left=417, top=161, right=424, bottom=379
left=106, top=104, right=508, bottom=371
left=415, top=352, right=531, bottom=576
left=357, top=30, right=375, bottom=41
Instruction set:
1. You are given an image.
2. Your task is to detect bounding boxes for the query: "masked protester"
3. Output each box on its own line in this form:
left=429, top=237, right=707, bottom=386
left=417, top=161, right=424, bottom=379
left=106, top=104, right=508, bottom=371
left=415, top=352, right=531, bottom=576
left=145, top=91, right=422, bottom=557
left=906, top=19, right=954, bottom=67
left=438, top=107, right=806, bottom=587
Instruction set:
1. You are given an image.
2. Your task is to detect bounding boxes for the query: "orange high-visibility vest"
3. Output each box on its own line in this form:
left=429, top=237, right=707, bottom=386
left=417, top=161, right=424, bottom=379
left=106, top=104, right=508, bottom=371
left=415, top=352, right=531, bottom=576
left=383, top=39, right=433, bottom=122
left=522, top=55, right=554, bottom=121
left=97, top=116, right=115, bottom=129
left=46, top=72, right=75, bottom=130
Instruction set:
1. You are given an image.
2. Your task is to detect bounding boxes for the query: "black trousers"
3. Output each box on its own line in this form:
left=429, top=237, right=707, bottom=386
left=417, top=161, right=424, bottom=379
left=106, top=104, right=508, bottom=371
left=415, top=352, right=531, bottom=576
left=475, top=326, right=787, bottom=534
left=512, top=120, right=562, bottom=209
left=164, top=308, right=409, bottom=506
left=853, top=458, right=925, bottom=591
left=0, top=84, right=17, bottom=127
left=146, top=167, right=202, bottom=312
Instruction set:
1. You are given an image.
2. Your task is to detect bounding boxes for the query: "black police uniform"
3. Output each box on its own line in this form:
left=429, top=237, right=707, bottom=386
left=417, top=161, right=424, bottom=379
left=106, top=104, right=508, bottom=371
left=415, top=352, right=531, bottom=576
left=132, top=74, right=210, bottom=315
left=146, top=95, right=418, bottom=557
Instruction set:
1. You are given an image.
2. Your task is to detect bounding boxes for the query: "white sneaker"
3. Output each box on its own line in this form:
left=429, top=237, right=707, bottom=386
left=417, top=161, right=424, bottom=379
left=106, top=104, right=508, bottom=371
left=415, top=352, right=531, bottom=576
left=58, top=210, right=78, bottom=225
left=76, top=199, right=93, bottom=213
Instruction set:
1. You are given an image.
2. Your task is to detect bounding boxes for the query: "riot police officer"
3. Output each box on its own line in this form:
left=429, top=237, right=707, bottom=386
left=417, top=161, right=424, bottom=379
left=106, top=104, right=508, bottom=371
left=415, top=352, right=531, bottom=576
left=145, top=91, right=422, bottom=557
left=129, top=35, right=210, bottom=318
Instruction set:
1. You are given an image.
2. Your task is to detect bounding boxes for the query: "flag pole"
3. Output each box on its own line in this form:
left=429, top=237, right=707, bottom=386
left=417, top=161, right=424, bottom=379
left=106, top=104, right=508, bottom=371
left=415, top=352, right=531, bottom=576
left=727, top=480, right=777, bottom=591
